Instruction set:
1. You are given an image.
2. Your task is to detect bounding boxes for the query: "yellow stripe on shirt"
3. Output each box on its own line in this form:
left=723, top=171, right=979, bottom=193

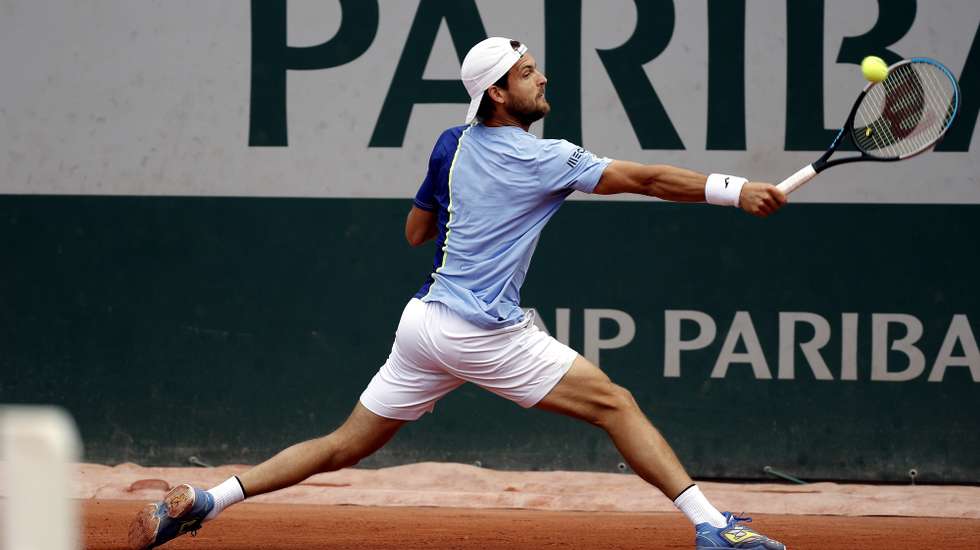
left=434, top=125, right=470, bottom=275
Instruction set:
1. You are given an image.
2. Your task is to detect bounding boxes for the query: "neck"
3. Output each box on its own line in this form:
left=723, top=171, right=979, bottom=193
left=483, top=113, right=530, bottom=132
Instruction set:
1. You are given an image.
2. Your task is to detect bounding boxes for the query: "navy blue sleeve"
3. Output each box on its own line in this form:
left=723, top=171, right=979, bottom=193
left=413, top=149, right=440, bottom=212
left=414, top=127, right=464, bottom=211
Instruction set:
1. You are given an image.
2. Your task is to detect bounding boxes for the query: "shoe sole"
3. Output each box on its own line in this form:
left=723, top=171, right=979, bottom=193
left=164, top=484, right=197, bottom=518
left=128, top=503, right=161, bottom=550
left=127, top=484, right=197, bottom=549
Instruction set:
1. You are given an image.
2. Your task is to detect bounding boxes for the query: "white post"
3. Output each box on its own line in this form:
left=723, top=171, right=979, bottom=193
left=1, top=406, right=82, bottom=550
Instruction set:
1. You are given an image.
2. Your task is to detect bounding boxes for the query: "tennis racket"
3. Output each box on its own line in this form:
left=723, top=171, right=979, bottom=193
left=777, top=57, right=960, bottom=195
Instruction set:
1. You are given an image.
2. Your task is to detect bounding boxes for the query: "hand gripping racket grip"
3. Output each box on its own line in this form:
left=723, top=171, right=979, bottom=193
left=776, top=164, right=818, bottom=195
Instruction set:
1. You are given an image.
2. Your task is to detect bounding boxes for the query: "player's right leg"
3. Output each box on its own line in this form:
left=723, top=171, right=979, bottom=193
left=536, top=356, right=785, bottom=550
left=534, top=356, right=694, bottom=498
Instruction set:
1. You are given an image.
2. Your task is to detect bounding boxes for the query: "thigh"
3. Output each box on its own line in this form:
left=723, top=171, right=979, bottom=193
left=333, top=402, right=408, bottom=453
left=534, top=355, right=629, bottom=423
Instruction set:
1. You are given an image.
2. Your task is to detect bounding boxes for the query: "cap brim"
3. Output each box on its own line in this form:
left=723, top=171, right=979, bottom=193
left=464, top=94, right=482, bottom=124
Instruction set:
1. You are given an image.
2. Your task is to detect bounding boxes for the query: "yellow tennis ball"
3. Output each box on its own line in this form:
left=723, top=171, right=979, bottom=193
left=861, top=56, right=889, bottom=83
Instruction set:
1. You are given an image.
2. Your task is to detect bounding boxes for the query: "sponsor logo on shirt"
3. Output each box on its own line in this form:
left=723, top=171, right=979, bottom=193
left=566, top=147, right=587, bottom=168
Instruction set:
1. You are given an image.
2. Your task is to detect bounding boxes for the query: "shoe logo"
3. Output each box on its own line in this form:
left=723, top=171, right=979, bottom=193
left=723, top=528, right=759, bottom=543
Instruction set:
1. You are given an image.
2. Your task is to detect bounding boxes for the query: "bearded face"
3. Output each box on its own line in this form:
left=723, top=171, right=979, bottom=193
left=505, top=89, right=551, bottom=126
left=499, top=53, right=550, bottom=126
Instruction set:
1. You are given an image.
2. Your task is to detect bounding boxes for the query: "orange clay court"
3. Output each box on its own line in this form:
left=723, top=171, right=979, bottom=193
left=86, top=503, right=980, bottom=550
left=77, top=463, right=980, bottom=549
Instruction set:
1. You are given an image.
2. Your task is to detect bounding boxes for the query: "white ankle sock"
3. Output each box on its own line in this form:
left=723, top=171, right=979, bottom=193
left=204, top=476, right=246, bottom=522
left=673, top=484, right=727, bottom=528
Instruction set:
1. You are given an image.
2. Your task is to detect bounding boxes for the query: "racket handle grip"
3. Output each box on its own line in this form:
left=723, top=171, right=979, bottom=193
left=777, top=164, right=817, bottom=195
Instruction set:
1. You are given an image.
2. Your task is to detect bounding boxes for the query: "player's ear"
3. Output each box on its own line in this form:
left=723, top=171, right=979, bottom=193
left=487, top=85, right=506, bottom=104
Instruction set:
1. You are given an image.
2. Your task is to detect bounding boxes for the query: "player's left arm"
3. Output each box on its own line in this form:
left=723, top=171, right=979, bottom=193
left=594, top=160, right=786, bottom=217
left=405, top=206, right=437, bottom=247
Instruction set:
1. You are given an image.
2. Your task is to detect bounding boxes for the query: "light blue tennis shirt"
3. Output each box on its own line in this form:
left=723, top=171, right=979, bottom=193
left=413, top=123, right=611, bottom=329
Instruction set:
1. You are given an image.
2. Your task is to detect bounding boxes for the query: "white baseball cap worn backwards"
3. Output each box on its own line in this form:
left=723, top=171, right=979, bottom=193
left=461, top=37, right=528, bottom=124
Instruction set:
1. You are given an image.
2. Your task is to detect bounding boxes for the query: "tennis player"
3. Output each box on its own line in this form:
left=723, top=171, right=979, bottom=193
left=130, top=38, right=787, bottom=550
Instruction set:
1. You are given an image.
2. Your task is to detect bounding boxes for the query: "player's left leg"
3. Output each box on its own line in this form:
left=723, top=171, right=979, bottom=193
left=128, top=404, right=405, bottom=549
left=130, top=298, right=455, bottom=549
left=536, top=356, right=785, bottom=550
left=237, top=402, right=404, bottom=496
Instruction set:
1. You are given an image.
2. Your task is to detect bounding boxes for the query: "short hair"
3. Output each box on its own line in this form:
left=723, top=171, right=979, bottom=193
left=475, top=40, right=524, bottom=121
left=476, top=71, right=510, bottom=121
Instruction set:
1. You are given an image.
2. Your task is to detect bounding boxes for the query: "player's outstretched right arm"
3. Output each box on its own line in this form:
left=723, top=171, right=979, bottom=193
left=594, top=160, right=786, bottom=217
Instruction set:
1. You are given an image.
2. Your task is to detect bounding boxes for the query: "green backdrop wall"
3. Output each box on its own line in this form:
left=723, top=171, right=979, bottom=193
left=2, top=196, right=978, bottom=482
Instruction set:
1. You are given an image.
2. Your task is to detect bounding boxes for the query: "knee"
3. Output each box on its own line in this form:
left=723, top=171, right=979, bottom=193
left=591, top=384, right=639, bottom=427
left=313, top=434, right=370, bottom=471
left=332, top=450, right=362, bottom=470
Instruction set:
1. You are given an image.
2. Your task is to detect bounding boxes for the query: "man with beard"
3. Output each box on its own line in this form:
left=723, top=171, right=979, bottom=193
left=130, top=38, right=788, bottom=550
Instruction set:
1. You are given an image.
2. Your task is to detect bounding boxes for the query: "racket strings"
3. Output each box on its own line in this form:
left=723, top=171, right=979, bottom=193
left=852, top=61, right=956, bottom=159
left=915, top=66, right=951, bottom=150
left=855, top=66, right=919, bottom=154
left=903, top=65, right=944, bottom=153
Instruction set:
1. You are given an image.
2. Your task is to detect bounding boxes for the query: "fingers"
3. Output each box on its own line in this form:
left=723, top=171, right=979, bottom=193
left=762, top=192, right=782, bottom=212
left=739, top=182, right=787, bottom=218
left=768, top=185, right=787, bottom=205
left=754, top=184, right=787, bottom=217
left=745, top=197, right=769, bottom=217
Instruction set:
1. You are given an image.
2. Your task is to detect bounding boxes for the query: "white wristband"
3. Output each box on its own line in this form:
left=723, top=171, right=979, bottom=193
left=705, top=173, right=747, bottom=207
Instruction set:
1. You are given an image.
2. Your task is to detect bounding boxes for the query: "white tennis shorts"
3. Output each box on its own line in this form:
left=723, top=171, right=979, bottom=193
left=359, top=298, right=578, bottom=420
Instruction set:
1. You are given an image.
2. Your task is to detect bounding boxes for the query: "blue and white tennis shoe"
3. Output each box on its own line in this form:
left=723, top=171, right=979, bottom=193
left=695, top=512, right=786, bottom=549
left=129, top=484, right=214, bottom=549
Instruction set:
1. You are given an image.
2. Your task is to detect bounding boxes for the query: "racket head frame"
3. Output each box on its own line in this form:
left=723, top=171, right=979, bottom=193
left=812, top=57, right=961, bottom=174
